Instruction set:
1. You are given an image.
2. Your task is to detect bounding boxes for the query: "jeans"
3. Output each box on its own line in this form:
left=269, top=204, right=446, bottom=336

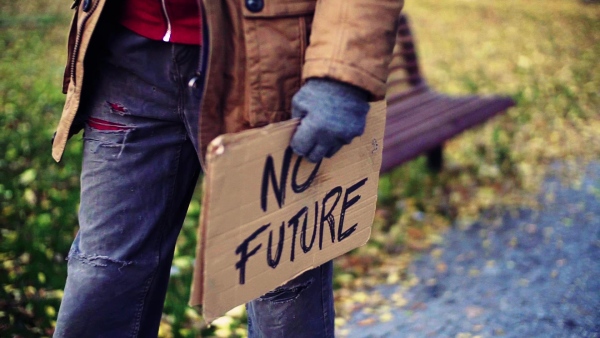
left=53, top=26, right=334, bottom=338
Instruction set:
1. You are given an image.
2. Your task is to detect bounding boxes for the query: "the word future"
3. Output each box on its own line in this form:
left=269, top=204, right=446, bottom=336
left=235, top=147, right=367, bottom=284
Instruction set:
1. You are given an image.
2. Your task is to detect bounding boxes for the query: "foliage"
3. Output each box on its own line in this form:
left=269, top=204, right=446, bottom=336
left=0, top=2, right=79, bottom=335
left=0, top=0, right=598, bottom=337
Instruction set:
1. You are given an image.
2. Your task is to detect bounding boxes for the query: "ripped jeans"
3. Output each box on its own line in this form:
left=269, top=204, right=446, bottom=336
left=53, top=26, right=334, bottom=337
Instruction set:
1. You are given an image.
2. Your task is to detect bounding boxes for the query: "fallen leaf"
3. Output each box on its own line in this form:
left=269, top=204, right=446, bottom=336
left=407, top=227, right=426, bottom=240
left=431, top=248, right=444, bottom=260
left=465, top=306, right=485, bottom=318
left=407, top=239, right=430, bottom=251
left=410, top=302, right=427, bottom=311
left=352, top=292, right=368, bottom=303
left=392, top=292, right=408, bottom=307
left=358, top=318, right=376, bottom=326
left=386, top=272, right=400, bottom=284
left=436, top=262, right=448, bottom=273
left=337, top=329, right=350, bottom=337
left=335, top=317, right=347, bottom=327
left=379, top=312, right=394, bottom=322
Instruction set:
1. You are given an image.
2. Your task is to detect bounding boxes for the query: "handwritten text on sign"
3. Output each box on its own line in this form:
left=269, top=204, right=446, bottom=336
left=235, top=147, right=367, bottom=284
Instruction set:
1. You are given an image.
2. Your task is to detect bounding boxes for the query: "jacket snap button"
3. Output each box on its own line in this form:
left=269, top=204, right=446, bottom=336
left=246, top=0, right=264, bottom=13
left=82, top=0, right=92, bottom=12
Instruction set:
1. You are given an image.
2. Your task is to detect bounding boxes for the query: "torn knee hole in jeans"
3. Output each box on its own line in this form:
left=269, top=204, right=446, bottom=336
left=259, top=279, right=313, bottom=303
left=86, top=101, right=132, bottom=132
left=106, top=101, right=129, bottom=116
left=68, top=250, right=133, bottom=269
left=85, top=106, right=135, bottom=157
left=87, top=117, right=133, bottom=132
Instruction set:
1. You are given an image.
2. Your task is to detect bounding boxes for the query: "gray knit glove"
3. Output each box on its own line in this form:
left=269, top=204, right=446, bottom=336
left=290, top=78, right=370, bottom=163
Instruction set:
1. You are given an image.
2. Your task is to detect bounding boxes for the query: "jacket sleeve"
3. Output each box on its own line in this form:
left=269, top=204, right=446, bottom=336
left=302, top=0, right=403, bottom=101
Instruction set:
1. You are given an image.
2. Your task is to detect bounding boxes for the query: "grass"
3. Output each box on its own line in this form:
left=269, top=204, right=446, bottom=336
left=0, top=0, right=598, bottom=337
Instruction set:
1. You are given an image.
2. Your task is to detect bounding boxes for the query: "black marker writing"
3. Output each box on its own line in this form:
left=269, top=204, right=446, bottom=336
left=338, top=178, right=367, bottom=241
left=235, top=223, right=270, bottom=284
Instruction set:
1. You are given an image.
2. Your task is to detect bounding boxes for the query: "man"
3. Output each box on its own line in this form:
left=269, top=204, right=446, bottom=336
left=52, top=0, right=402, bottom=336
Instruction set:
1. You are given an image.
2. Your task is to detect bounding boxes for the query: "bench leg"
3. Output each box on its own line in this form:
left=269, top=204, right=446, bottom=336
left=426, top=145, right=443, bottom=172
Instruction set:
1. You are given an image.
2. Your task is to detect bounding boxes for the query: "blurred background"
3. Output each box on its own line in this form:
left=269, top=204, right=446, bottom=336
left=1, top=0, right=598, bottom=337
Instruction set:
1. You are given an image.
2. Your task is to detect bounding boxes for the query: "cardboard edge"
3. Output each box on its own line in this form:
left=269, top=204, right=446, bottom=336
left=207, top=119, right=301, bottom=162
left=191, top=100, right=387, bottom=322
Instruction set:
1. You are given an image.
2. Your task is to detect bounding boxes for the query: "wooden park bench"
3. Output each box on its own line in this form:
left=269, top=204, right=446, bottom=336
left=381, top=14, right=515, bottom=173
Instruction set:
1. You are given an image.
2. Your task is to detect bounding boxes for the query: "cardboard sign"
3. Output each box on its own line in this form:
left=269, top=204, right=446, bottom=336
left=190, top=101, right=387, bottom=321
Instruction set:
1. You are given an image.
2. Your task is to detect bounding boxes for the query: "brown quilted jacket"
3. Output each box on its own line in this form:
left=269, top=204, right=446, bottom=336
left=52, top=0, right=403, bottom=162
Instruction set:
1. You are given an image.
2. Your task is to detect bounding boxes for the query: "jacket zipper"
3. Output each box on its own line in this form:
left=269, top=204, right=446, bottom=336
left=69, top=0, right=100, bottom=85
left=160, top=0, right=172, bottom=42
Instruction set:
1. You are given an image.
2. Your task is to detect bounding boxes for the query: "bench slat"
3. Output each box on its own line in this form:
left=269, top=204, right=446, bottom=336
left=381, top=96, right=514, bottom=173
left=386, top=95, right=475, bottom=126
left=385, top=90, right=443, bottom=118
left=385, top=96, right=513, bottom=146
left=385, top=83, right=430, bottom=104
left=386, top=96, right=481, bottom=131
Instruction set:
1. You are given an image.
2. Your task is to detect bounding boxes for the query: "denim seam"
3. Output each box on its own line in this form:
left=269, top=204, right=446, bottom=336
left=129, top=274, right=155, bottom=337
left=321, top=263, right=332, bottom=338
left=129, top=140, right=184, bottom=337
left=172, top=44, right=184, bottom=122
left=172, top=44, right=202, bottom=158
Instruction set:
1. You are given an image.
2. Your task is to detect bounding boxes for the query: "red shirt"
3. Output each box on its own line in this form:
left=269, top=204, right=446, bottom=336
left=120, top=0, right=201, bottom=45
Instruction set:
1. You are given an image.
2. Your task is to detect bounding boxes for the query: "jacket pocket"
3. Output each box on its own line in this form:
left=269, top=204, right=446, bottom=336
left=241, top=0, right=315, bottom=127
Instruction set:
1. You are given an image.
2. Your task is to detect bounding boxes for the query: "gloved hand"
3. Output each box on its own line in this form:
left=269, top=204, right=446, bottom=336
left=290, top=78, right=370, bottom=163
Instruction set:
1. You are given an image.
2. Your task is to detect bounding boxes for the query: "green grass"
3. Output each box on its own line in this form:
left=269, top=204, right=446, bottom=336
left=1, top=0, right=599, bottom=337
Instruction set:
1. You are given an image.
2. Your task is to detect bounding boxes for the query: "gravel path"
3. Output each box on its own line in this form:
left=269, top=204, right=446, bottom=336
left=341, top=163, right=600, bottom=338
